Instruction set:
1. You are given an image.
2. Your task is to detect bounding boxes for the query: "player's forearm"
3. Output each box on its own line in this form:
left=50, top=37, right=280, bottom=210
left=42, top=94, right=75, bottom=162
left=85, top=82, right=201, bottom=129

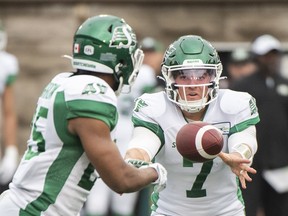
left=127, top=127, right=161, bottom=161
left=119, top=168, right=158, bottom=193
left=228, top=126, right=257, bottom=162
left=100, top=162, right=158, bottom=194
left=3, top=116, right=17, bottom=147
left=3, top=86, right=18, bottom=147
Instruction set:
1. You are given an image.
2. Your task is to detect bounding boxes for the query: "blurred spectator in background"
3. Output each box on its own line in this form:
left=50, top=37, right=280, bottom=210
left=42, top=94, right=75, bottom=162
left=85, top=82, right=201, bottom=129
left=83, top=37, right=163, bottom=216
left=140, top=37, right=165, bottom=91
left=222, top=48, right=256, bottom=88
left=231, top=34, right=288, bottom=216
left=0, top=20, right=19, bottom=193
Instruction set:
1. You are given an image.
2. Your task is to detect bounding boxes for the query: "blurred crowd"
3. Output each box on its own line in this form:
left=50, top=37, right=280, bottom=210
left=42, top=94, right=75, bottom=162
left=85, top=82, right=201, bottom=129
left=229, top=34, right=288, bottom=216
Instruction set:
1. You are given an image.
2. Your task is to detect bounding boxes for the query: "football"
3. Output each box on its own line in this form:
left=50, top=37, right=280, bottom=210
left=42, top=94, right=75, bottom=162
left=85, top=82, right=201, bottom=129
left=176, top=121, right=223, bottom=162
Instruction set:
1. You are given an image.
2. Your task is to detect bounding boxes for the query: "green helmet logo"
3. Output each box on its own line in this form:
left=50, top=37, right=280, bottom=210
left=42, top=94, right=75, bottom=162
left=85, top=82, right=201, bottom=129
left=109, top=25, right=136, bottom=50
left=72, top=15, right=144, bottom=94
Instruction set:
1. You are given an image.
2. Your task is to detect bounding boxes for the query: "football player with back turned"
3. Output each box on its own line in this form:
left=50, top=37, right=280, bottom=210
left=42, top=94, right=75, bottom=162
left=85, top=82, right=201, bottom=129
left=0, top=20, right=19, bottom=193
left=0, top=15, right=167, bottom=216
left=125, top=35, right=259, bottom=216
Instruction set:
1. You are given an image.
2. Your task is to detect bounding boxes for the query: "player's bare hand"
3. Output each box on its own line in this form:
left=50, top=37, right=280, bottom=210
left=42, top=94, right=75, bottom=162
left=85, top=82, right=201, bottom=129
left=218, top=152, right=256, bottom=189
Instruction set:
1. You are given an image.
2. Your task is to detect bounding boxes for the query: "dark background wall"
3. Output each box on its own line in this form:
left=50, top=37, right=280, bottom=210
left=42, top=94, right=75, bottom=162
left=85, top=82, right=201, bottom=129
left=1, top=1, right=288, bottom=154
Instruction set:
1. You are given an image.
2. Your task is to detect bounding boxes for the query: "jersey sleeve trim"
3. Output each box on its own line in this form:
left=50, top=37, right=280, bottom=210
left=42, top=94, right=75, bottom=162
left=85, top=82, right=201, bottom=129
left=6, top=74, right=17, bottom=86
left=66, top=99, right=118, bottom=130
left=132, top=116, right=165, bottom=146
left=230, top=116, right=260, bottom=134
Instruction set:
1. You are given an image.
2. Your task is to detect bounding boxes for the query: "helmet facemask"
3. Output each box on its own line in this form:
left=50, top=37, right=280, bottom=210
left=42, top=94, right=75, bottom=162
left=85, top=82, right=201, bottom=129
left=163, top=63, right=222, bottom=113
left=115, top=47, right=144, bottom=95
left=161, top=35, right=223, bottom=113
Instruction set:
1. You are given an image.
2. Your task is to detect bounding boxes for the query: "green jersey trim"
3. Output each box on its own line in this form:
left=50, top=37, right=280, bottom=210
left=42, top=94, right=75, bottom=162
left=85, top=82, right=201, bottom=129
left=20, top=91, right=86, bottom=215
left=230, top=116, right=260, bottom=135
left=132, top=116, right=165, bottom=145
left=151, top=191, right=160, bottom=212
left=6, top=74, right=17, bottom=86
left=66, top=99, right=118, bottom=131
left=19, top=92, right=100, bottom=216
left=236, top=177, right=245, bottom=205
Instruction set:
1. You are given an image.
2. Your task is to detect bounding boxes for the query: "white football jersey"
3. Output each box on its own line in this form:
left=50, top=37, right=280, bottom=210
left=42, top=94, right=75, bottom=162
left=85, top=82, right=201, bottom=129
left=116, top=63, right=157, bottom=154
left=132, top=89, right=260, bottom=216
left=0, top=50, right=18, bottom=94
left=9, top=72, right=118, bottom=216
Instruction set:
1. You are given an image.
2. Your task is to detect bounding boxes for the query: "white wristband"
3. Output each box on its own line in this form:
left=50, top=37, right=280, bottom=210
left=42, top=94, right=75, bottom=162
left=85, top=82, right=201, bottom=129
left=232, top=144, right=252, bottom=160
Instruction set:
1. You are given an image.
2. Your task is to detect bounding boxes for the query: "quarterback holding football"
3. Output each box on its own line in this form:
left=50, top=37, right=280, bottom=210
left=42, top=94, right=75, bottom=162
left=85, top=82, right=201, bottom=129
left=125, top=35, right=259, bottom=216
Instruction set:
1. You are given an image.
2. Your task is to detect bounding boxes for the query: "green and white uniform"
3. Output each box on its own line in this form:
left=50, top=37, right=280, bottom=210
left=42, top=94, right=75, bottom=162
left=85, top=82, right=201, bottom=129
left=0, top=50, right=18, bottom=94
left=7, top=72, right=118, bottom=215
left=84, top=63, right=157, bottom=215
left=0, top=50, right=19, bottom=185
left=132, top=89, right=259, bottom=216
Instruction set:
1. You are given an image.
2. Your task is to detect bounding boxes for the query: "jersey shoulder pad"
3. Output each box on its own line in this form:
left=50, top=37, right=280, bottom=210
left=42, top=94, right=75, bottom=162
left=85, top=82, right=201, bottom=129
left=133, top=92, right=166, bottom=118
left=62, top=74, right=118, bottom=130
left=64, top=75, right=116, bottom=104
left=51, top=72, right=73, bottom=82
left=219, top=89, right=254, bottom=115
left=0, top=51, right=19, bottom=75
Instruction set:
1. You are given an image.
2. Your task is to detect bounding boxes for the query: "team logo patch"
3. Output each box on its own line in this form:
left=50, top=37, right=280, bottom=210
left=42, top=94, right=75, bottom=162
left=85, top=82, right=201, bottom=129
left=183, top=59, right=203, bottom=65
left=82, top=83, right=107, bottom=95
left=249, top=97, right=258, bottom=115
left=74, top=43, right=80, bottom=53
left=84, top=45, right=94, bottom=55
left=109, top=25, right=136, bottom=50
left=163, top=45, right=176, bottom=62
left=100, top=53, right=117, bottom=62
left=212, top=122, right=230, bottom=135
left=133, top=98, right=148, bottom=112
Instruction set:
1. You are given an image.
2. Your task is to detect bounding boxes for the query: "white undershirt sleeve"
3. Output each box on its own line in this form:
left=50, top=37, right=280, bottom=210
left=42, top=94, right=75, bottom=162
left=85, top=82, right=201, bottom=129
left=127, top=127, right=161, bottom=161
left=228, top=125, right=258, bottom=164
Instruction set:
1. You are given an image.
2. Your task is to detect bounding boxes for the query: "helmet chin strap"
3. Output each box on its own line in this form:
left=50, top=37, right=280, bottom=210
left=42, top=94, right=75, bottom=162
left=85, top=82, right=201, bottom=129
left=114, top=76, right=124, bottom=96
left=177, top=85, right=211, bottom=113
left=113, top=63, right=124, bottom=96
left=178, top=97, right=208, bottom=113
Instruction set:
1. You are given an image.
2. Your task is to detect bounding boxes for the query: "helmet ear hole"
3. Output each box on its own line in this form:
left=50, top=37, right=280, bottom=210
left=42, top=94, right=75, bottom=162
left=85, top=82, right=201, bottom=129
left=119, top=59, right=125, bottom=65
left=108, top=25, right=113, bottom=33
left=116, top=60, right=125, bottom=79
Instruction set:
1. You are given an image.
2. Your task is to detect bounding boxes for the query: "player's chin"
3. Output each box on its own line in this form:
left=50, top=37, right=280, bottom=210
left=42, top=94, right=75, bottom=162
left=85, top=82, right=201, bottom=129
left=186, top=95, right=200, bottom=101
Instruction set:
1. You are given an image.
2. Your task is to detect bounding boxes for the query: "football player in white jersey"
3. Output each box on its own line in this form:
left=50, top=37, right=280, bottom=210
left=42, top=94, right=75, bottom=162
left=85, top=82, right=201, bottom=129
left=0, top=15, right=167, bottom=216
left=84, top=38, right=160, bottom=216
left=0, top=20, right=19, bottom=192
left=125, top=35, right=260, bottom=216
